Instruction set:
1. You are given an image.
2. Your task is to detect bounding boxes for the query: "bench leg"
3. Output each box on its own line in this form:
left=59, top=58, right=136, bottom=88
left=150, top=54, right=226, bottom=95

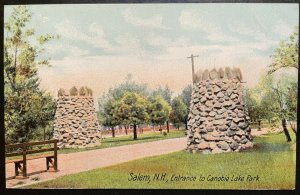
left=46, top=157, right=58, bottom=172
left=23, top=161, right=27, bottom=178
left=54, top=155, right=58, bottom=171
left=14, top=162, right=28, bottom=179
left=14, top=162, right=19, bottom=177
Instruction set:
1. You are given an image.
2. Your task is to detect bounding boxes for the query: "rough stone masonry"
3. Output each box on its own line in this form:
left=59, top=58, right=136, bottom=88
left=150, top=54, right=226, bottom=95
left=187, top=67, right=253, bottom=154
left=53, top=87, right=101, bottom=148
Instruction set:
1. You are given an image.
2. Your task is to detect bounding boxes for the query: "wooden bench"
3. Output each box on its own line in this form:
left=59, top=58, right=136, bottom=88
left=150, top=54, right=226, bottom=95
left=5, top=140, right=58, bottom=179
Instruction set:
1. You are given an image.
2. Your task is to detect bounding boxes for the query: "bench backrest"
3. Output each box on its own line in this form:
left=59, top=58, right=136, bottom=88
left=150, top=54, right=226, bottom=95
left=5, top=140, right=58, bottom=158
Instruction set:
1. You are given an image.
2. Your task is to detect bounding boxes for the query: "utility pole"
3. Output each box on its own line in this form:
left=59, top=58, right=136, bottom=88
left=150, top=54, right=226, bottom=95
left=187, top=54, right=199, bottom=84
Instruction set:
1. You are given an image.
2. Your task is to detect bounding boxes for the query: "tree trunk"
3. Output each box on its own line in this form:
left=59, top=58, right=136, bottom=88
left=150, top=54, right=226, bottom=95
left=258, top=120, right=261, bottom=131
left=43, top=128, right=46, bottom=141
left=282, top=118, right=292, bottom=142
left=133, top=124, right=137, bottom=140
left=166, top=121, right=170, bottom=133
left=125, top=125, right=128, bottom=135
left=111, top=126, right=115, bottom=138
left=288, top=121, right=297, bottom=135
left=185, top=121, right=188, bottom=130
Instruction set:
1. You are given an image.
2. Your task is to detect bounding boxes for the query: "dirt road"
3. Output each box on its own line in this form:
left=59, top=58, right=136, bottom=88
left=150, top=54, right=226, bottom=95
left=6, top=137, right=186, bottom=188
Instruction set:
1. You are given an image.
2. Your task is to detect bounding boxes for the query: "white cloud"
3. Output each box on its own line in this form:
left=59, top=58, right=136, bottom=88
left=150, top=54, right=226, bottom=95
left=55, top=19, right=113, bottom=51
left=179, top=10, right=218, bottom=33
left=46, top=43, right=89, bottom=57
left=228, top=22, right=278, bottom=50
left=113, top=33, right=146, bottom=56
left=122, top=8, right=170, bottom=30
left=146, top=33, right=191, bottom=48
left=179, top=10, right=238, bottom=43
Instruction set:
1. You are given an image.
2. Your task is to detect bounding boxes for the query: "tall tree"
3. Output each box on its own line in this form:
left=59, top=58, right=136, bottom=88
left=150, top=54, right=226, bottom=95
left=251, top=73, right=297, bottom=141
left=169, top=96, right=187, bottom=130
left=4, top=6, right=57, bottom=143
left=180, top=85, right=192, bottom=130
left=110, top=73, right=149, bottom=99
left=267, top=28, right=298, bottom=140
left=151, top=85, right=173, bottom=104
left=268, top=26, right=298, bottom=74
left=102, top=98, right=121, bottom=138
left=147, top=95, right=171, bottom=133
left=151, top=85, right=173, bottom=131
left=116, top=92, right=149, bottom=140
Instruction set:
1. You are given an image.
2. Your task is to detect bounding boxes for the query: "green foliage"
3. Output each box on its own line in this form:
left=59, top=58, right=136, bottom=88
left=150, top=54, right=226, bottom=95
left=102, top=98, right=120, bottom=127
left=245, top=72, right=297, bottom=123
left=98, top=74, right=149, bottom=128
left=4, top=6, right=57, bottom=144
left=116, top=92, right=149, bottom=126
left=69, top=86, right=78, bottom=96
left=169, top=96, right=187, bottom=129
left=269, top=26, right=298, bottom=74
left=110, top=74, right=149, bottom=100
left=147, top=95, right=171, bottom=126
left=151, top=85, right=173, bottom=104
left=180, top=85, right=193, bottom=128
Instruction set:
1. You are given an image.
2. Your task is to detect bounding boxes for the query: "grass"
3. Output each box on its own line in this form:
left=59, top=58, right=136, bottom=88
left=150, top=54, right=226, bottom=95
left=26, top=131, right=296, bottom=189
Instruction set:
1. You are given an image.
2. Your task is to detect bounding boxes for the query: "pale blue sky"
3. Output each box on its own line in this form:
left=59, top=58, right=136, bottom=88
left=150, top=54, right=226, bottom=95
left=4, top=3, right=299, bottom=102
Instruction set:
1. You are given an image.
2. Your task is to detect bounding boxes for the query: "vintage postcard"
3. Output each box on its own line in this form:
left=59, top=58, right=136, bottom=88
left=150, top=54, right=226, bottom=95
left=3, top=2, right=298, bottom=190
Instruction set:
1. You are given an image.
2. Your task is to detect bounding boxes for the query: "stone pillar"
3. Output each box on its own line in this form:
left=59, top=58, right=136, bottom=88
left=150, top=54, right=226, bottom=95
left=187, top=68, right=253, bottom=154
left=53, top=91, right=101, bottom=148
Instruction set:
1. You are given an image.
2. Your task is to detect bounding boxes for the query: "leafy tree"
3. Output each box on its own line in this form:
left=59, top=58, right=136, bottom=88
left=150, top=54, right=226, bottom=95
left=151, top=85, right=173, bottom=131
left=4, top=6, right=57, bottom=143
left=268, top=26, right=298, bottom=74
left=110, top=74, right=149, bottom=99
left=116, top=92, right=149, bottom=140
left=102, top=98, right=121, bottom=137
left=151, top=85, right=173, bottom=104
left=180, top=85, right=192, bottom=130
left=267, top=28, right=298, bottom=141
left=169, top=96, right=187, bottom=130
left=248, top=72, right=297, bottom=141
left=147, top=95, right=171, bottom=132
left=98, top=74, right=149, bottom=135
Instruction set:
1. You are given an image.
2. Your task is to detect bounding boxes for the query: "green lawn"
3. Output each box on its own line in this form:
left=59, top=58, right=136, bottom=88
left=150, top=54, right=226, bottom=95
left=26, top=131, right=296, bottom=189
